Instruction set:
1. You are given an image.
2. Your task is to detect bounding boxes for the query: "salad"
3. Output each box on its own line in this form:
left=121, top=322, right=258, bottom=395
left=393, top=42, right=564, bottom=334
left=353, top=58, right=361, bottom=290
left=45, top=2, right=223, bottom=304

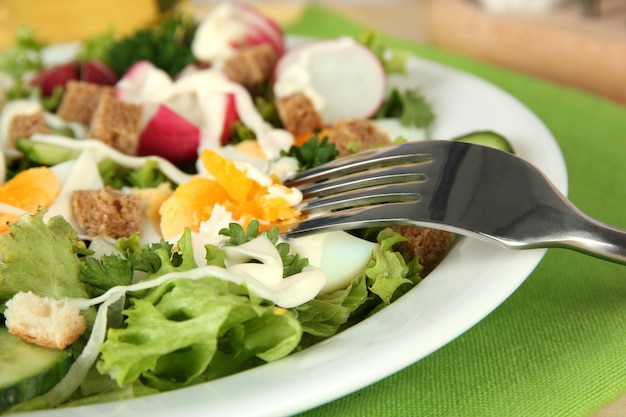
left=0, top=2, right=456, bottom=413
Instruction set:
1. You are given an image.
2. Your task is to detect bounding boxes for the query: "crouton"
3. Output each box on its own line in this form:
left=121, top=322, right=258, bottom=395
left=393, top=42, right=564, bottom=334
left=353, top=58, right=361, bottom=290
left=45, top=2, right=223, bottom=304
left=223, top=43, right=278, bottom=86
left=87, top=92, right=142, bottom=155
left=277, top=92, right=324, bottom=136
left=389, top=225, right=456, bottom=272
left=4, top=291, right=87, bottom=350
left=57, top=80, right=114, bottom=125
left=8, top=111, right=50, bottom=147
left=72, top=187, right=142, bottom=239
left=328, top=118, right=391, bottom=156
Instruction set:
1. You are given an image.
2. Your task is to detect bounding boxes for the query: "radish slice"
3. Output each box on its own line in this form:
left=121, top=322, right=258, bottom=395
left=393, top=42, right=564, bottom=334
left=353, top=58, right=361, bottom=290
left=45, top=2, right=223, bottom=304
left=30, top=62, right=78, bottom=96
left=192, top=2, right=284, bottom=62
left=80, top=60, right=118, bottom=86
left=138, top=104, right=200, bottom=163
left=273, top=37, right=386, bottom=125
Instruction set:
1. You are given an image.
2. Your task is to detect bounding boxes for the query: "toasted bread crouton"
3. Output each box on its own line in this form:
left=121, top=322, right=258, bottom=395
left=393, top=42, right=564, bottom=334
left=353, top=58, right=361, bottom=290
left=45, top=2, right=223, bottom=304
left=277, top=92, right=324, bottom=136
left=57, top=80, right=114, bottom=125
left=8, top=111, right=50, bottom=147
left=72, top=187, right=142, bottom=239
left=4, top=291, right=87, bottom=350
left=87, top=92, right=142, bottom=155
left=328, top=118, right=391, bottom=157
left=389, top=225, right=456, bottom=272
left=223, top=44, right=278, bottom=86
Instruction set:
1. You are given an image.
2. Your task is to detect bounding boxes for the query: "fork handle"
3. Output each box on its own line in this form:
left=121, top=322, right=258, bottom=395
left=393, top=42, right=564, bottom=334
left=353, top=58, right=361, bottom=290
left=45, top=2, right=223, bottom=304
left=556, top=211, right=626, bottom=265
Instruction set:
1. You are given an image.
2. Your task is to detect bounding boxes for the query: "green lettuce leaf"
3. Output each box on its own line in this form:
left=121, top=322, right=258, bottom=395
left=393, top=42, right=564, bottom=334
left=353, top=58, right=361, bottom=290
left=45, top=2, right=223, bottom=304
left=291, top=228, right=423, bottom=341
left=98, top=277, right=302, bottom=389
left=0, top=208, right=89, bottom=306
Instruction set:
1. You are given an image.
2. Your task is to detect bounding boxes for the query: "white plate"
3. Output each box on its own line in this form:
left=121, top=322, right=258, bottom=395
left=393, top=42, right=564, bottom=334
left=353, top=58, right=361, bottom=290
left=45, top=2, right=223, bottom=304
left=21, top=47, right=566, bottom=417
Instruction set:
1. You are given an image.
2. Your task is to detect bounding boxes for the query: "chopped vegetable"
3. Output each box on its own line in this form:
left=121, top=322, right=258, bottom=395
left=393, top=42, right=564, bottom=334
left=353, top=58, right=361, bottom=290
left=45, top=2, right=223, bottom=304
left=106, top=13, right=198, bottom=78
left=374, top=87, right=435, bottom=129
left=280, top=134, right=339, bottom=171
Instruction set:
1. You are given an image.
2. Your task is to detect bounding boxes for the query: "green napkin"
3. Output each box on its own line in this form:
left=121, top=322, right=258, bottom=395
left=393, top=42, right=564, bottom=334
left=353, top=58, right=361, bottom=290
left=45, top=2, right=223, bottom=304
left=285, top=5, right=626, bottom=417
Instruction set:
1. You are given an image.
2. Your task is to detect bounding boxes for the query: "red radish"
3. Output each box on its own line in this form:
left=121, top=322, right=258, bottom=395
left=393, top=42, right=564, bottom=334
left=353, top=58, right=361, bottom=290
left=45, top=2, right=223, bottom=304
left=30, top=60, right=118, bottom=95
left=30, top=62, right=78, bottom=95
left=115, top=60, right=172, bottom=103
left=220, top=93, right=239, bottom=145
left=192, top=2, right=285, bottom=62
left=138, top=104, right=200, bottom=163
left=273, top=37, right=386, bottom=125
left=80, top=60, right=118, bottom=86
left=232, top=2, right=285, bottom=56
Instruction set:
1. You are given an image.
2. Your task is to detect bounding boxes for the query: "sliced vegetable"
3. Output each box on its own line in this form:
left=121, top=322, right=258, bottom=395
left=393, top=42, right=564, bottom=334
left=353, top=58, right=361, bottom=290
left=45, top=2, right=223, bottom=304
left=0, top=327, right=72, bottom=411
left=192, top=2, right=285, bottom=62
left=137, top=104, right=200, bottom=163
left=452, top=130, right=514, bottom=153
left=274, top=37, right=386, bottom=124
left=16, top=138, right=81, bottom=166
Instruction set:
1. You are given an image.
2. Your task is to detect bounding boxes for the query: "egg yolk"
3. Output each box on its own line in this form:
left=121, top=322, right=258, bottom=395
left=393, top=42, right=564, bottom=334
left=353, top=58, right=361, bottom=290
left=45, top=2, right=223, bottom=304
left=0, top=167, right=62, bottom=233
left=159, top=150, right=302, bottom=239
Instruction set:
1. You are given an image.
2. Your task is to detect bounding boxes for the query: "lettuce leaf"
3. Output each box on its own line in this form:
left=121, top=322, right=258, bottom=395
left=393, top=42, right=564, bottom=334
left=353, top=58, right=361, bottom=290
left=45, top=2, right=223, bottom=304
left=0, top=208, right=90, bottom=306
left=292, top=228, right=423, bottom=341
left=97, top=277, right=302, bottom=389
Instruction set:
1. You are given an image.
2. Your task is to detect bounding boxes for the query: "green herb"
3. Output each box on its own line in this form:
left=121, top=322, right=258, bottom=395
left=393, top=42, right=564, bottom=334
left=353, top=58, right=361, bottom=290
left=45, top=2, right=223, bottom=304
left=375, top=87, right=435, bottom=129
left=356, top=28, right=411, bottom=74
left=280, top=134, right=339, bottom=171
left=106, top=13, right=197, bottom=78
left=253, top=81, right=283, bottom=128
left=229, top=121, right=256, bottom=145
left=220, top=221, right=260, bottom=246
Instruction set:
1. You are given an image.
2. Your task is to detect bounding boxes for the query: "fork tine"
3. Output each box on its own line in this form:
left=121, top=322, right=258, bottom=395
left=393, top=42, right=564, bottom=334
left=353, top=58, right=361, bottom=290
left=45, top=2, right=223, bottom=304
left=284, top=142, right=434, bottom=187
left=297, top=164, right=427, bottom=197
left=300, top=182, right=421, bottom=213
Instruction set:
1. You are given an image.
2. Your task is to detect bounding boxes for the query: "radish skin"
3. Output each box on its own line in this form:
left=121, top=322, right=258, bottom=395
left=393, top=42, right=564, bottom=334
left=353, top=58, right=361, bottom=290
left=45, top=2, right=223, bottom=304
left=138, top=104, right=200, bottom=163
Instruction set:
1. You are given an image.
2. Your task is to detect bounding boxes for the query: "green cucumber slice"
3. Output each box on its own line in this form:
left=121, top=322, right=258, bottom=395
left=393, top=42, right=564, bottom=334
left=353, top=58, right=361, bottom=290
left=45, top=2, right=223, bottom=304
left=0, top=327, right=71, bottom=410
left=15, top=138, right=81, bottom=166
left=452, top=130, right=514, bottom=153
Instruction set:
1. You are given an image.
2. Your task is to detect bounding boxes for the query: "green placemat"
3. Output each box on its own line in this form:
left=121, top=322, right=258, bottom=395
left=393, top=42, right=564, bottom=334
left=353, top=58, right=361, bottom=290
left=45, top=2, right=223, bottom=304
left=284, top=5, right=626, bottom=417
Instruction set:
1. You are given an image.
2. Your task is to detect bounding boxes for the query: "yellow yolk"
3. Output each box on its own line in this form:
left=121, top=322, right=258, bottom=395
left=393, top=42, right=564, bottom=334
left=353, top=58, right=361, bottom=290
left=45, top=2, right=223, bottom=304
left=159, top=150, right=302, bottom=239
left=0, top=167, right=61, bottom=233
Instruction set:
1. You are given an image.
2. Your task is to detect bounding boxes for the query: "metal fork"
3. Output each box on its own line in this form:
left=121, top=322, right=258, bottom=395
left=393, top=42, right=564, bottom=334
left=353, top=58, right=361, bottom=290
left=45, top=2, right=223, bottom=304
left=283, top=140, right=626, bottom=265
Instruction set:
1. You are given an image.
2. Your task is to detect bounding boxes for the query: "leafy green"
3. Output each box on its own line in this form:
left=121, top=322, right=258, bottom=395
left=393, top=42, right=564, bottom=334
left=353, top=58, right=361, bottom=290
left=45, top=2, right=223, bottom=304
left=291, top=228, right=422, bottom=340
left=280, top=134, right=339, bottom=171
left=98, top=158, right=174, bottom=190
left=228, top=121, right=256, bottom=145
left=77, top=31, right=116, bottom=64
left=0, top=27, right=46, bottom=78
left=374, top=87, right=435, bottom=129
left=0, top=208, right=90, bottom=307
left=356, top=28, right=411, bottom=74
left=106, top=13, right=197, bottom=78
left=97, top=265, right=302, bottom=388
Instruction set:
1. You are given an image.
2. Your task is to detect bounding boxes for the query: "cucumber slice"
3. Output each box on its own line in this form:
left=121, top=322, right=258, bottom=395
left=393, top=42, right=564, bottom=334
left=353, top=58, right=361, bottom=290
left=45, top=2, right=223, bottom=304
left=452, top=130, right=514, bottom=153
left=15, top=138, right=81, bottom=166
left=0, top=327, right=71, bottom=410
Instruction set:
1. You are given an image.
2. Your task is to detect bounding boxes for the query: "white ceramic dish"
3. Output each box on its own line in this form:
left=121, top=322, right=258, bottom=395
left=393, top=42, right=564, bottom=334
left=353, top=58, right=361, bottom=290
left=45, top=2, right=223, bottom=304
left=15, top=45, right=567, bottom=417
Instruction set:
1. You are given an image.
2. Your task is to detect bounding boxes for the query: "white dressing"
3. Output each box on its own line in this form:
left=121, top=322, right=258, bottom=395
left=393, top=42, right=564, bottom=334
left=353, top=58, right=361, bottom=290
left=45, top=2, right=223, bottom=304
left=192, top=3, right=249, bottom=62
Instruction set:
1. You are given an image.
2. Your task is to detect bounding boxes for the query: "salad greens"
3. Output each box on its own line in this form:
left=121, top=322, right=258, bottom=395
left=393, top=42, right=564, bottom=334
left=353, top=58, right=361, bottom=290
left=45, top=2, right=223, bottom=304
left=0, top=6, right=441, bottom=413
left=104, top=13, right=198, bottom=78
left=1, top=211, right=422, bottom=411
left=280, top=134, right=339, bottom=171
